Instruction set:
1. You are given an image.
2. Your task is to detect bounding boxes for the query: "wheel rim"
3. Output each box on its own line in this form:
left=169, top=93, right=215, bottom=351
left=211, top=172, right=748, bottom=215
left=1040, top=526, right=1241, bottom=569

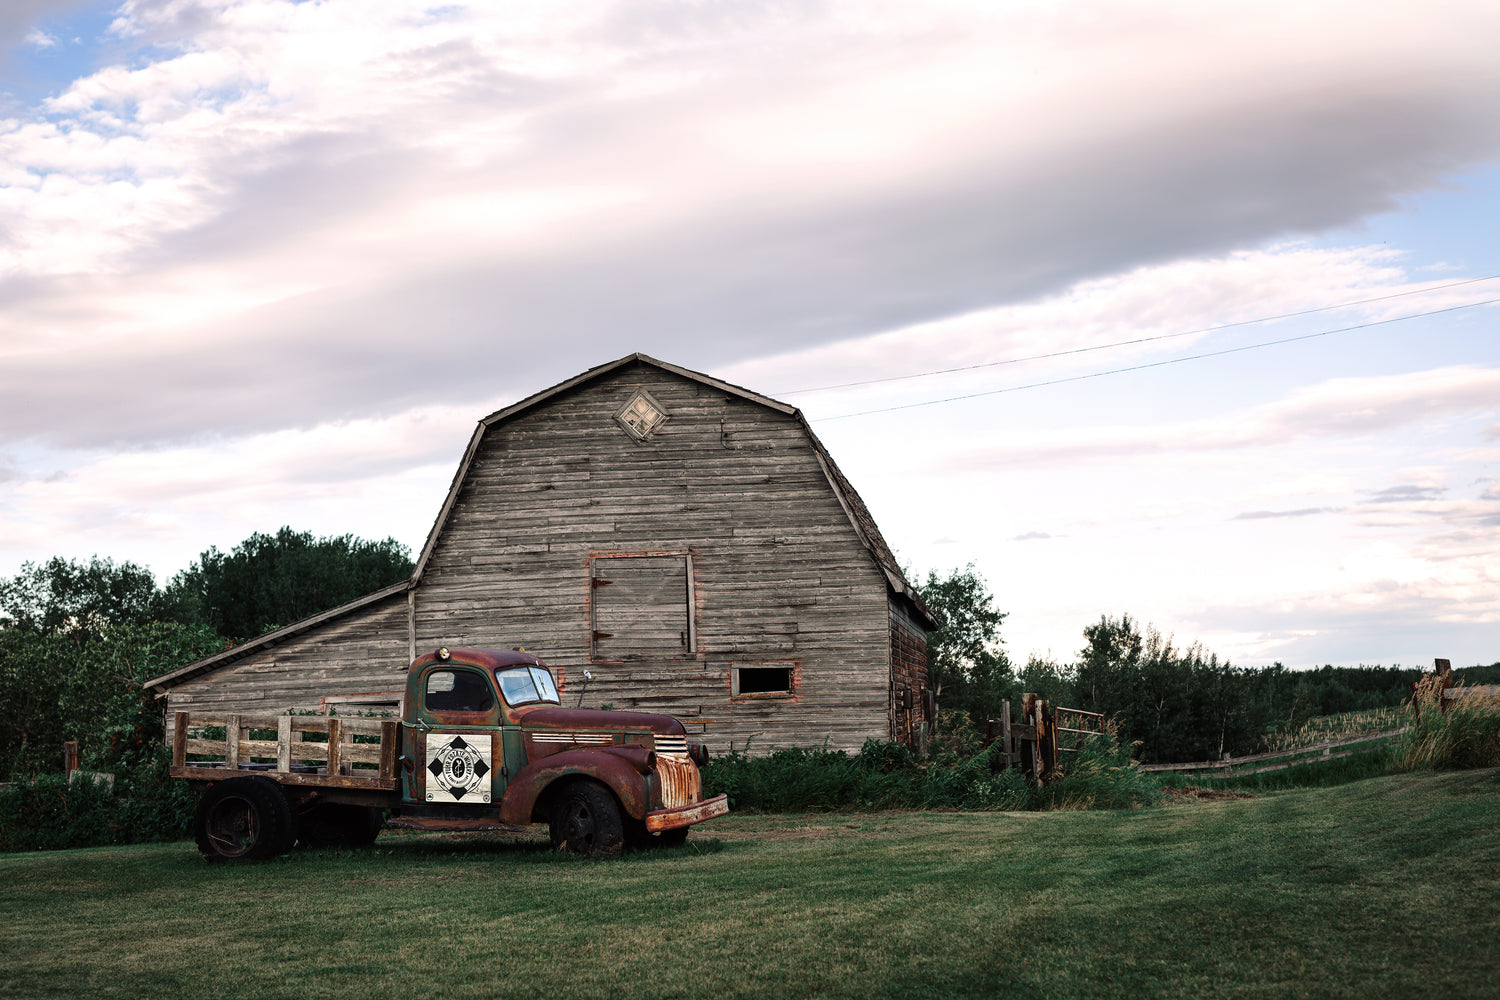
left=559, top=799, right=596, bottom=852
left=205, top=795, right=259, bottom=857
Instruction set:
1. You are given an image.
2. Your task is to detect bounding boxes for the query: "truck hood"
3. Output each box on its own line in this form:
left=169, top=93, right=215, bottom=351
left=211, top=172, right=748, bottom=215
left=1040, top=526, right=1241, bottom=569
left=518, top=705, right=686, bottom=737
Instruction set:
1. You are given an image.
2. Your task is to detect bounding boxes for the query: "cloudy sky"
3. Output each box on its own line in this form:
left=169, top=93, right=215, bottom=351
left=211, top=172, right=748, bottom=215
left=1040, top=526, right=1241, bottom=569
left=2, top=0, right=1496, bottom=669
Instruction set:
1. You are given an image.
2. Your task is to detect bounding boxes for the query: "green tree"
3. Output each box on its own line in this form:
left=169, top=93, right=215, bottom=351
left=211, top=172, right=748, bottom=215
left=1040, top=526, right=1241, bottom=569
left=1016, top=654, right=1075, bottom=705
left=0, top=618, right=223, bottom=779
left=1073, top=614, right=1279, bottom=764
left=0, top=556, right=163, bottom=635
left=167, top=526, right=413, bottom=640
left=916, top=565, right=1014, bottom=729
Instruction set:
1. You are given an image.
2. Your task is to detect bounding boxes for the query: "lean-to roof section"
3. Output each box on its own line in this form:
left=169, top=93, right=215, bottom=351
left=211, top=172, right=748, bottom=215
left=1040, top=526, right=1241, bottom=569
left=143, top=580, right=411, bottom=693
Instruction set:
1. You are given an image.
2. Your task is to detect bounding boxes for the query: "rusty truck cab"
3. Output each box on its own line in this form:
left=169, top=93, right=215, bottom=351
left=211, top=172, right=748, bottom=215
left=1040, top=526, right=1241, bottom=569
left=397, top=646, right=727, bottom=852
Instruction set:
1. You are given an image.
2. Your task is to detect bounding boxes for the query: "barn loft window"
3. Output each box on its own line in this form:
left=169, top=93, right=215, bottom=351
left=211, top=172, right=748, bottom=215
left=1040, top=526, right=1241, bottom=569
left=614, top=389, right=669, bottom=442
left=731, top=664, right=795, bottom=699
left=591, top=554, right=695, bottom=661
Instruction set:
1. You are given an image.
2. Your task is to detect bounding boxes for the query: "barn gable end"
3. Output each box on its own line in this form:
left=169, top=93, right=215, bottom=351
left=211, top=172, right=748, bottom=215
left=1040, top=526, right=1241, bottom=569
left=148, top=354, right=933, bottom=751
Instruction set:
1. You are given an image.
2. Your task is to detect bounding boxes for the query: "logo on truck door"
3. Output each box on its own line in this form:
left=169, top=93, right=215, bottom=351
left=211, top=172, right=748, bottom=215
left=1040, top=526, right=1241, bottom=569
left=425, top=733, right=491, bottom=803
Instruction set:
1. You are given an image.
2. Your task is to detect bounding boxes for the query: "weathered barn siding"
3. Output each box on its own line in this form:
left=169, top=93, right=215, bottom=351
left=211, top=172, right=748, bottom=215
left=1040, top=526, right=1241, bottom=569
left=151, top=355, right=932, bottom=753
left=890, top=603, right=931, bottom=744
left=414, top=363, right=894, bottom=750
left=165, top=591, right=409, bottom=716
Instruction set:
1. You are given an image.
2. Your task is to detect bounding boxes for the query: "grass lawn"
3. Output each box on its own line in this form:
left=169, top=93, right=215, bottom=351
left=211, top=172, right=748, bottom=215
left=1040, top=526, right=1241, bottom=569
left=2, top=769, right=1497, bottom=1000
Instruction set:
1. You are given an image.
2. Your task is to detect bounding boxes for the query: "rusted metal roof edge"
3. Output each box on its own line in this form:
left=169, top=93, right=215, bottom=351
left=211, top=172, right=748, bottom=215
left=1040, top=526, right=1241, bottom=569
left=142, top=580, right=413, bottom=692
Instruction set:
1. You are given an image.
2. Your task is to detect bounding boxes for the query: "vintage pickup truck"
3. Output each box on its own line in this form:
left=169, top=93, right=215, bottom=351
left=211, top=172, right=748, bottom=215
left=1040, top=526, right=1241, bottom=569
left=170, top=646, right=729, bottom=860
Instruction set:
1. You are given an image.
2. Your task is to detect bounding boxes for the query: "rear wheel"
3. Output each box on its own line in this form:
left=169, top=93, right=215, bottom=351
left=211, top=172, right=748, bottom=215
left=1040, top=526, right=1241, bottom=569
left=298, top=804, right=383, bottom=848
left=549, top=781, right=624, bottom=856
left=194, top=776, right=296, bottom=862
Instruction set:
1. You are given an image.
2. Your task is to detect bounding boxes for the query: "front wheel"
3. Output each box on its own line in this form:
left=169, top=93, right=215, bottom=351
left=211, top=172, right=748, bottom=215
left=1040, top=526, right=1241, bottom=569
left=194, top=776, right=296, bottom=862
left=626, top=820, right=689, bottom=850
left=549, top=780, right=624, bottom=856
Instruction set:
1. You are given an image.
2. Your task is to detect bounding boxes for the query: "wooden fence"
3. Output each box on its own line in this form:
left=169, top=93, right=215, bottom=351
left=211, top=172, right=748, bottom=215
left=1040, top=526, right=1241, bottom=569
left=984, top=697, right=1105, bottom=782
left=1140, top=727, right=1405, bottom=776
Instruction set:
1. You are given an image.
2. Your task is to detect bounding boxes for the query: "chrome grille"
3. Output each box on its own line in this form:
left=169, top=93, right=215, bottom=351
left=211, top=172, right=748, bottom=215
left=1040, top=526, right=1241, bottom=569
left=654, top=753, right=700, bottom=809
left=653, top=734, right=688, bottom=754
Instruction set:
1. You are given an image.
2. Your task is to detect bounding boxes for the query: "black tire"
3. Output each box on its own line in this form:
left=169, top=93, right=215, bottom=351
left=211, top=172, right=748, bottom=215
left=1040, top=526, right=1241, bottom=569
left=549, top=780, right=624, bottom=856
left=194, top=776, right=296, bottom=862
left=297, top=804, right=384, bottom=848
left=625, top=819, right=689, bottom=850
left=655, top=827, right=689, bottom=848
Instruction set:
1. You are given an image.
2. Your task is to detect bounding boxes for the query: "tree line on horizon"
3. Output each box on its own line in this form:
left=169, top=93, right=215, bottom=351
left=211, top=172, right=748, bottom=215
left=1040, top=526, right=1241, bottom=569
left=916, top=565, right=1500, bottom=765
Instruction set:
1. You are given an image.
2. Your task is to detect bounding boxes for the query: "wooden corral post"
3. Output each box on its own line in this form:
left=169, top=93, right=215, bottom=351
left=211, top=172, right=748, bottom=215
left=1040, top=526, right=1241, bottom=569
left=1412, top=659, right=1454, bottom=720
left=1001, top=701, right=1012, bottom=769
left=1040, top=702, right=1058, bottom=780
left=1020, top=694, right=1042, bottom=780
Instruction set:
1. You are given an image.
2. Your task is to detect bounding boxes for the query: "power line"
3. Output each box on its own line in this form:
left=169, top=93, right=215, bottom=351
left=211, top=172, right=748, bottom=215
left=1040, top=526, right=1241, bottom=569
left=815, top=295, right=1500, bottom=421
left=778, top=273, right=1500, bottom=397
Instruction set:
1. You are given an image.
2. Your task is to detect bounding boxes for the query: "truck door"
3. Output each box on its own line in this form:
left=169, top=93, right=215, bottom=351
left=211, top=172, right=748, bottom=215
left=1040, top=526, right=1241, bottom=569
left=414, top=664, right=506, bottom=805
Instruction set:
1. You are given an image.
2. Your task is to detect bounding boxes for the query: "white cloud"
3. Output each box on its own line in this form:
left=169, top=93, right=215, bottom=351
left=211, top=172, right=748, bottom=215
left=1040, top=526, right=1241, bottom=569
left=934, top=365, right=1500, bottom=471
left=23, top=28, right=58, bottom=48
left=725, top=242, right=1477, bottom=405
left=0, top=400, right=480, bottom=577
left=2, top=0, right=1498, bottom=670
left=3, top=1, right=1500, bottom=451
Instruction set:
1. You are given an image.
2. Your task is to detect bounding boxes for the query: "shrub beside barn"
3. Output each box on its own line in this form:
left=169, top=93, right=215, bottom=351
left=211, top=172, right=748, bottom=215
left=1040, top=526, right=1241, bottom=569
left=146, top=354, right=935, bottom=751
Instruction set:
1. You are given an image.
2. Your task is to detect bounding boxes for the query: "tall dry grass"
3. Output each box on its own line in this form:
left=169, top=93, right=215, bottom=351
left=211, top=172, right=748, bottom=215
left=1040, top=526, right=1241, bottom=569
left=1395, top=683, right=1500, bottom=771
left=1263, top=704, right=1408, bottom=752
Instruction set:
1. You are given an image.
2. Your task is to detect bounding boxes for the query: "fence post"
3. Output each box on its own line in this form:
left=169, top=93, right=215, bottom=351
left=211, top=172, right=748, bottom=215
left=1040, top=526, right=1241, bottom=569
left=1000, top=701, right=1011, bottom=770
left=63, top=741, right=79, bottom=777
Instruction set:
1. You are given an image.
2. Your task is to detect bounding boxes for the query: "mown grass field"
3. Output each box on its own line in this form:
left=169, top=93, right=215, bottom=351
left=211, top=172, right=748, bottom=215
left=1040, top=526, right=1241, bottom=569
left=3, top=769, right=1497, bottom=1000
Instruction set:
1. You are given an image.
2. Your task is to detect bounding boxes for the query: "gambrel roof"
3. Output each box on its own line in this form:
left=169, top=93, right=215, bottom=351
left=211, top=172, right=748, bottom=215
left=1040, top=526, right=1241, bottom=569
left=146, top=353, right=932, bottom=693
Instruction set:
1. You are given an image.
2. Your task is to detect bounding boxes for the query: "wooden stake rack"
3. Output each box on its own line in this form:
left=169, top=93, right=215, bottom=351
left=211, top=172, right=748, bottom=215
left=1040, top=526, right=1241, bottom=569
left=169, top=712, right=400, bottom=791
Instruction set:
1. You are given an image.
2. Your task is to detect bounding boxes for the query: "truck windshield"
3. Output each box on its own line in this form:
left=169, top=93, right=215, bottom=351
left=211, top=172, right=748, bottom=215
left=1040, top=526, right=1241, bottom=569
left=495, top=666, right=561, bottom=706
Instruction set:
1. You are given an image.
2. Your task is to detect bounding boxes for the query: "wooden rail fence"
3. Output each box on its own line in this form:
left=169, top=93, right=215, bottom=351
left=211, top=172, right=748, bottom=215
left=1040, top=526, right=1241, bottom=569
left=1140, top=727, right=1406, bottom=776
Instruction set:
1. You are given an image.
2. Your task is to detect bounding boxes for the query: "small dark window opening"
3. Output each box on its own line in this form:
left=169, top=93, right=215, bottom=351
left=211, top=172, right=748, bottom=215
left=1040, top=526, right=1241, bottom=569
left=734, top=666, right=793, bottom=697
left=425, top=669, right=495, bottom=713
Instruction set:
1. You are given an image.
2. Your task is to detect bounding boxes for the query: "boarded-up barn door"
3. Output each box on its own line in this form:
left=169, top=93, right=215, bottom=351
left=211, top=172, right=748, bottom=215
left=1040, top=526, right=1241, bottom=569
left=592, top=555, right=693, bottom=661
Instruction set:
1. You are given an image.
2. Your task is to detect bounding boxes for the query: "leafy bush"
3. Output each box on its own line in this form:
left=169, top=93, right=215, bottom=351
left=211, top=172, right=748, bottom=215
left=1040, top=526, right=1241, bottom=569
left=703, top=734, right=1155, bottom=814
left=0, top=773, right=120, bottom=851
left=1036, top=724, right=1161, bottom=810
left=0, top=742, right=196, bottom=852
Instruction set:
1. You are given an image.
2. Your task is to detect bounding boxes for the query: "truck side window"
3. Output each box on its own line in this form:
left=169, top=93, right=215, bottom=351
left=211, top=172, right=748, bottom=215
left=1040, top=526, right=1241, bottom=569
left=425, top=669, right=495, bottom=713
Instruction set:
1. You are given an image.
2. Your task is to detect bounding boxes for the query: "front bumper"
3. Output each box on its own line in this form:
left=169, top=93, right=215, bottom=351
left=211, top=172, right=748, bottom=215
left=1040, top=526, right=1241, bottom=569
left=645, top=793, right=730, bottom=832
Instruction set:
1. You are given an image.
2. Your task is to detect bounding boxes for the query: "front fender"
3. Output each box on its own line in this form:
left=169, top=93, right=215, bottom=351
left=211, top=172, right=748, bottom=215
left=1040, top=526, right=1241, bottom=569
left=499, top=747, right=654, bottom=825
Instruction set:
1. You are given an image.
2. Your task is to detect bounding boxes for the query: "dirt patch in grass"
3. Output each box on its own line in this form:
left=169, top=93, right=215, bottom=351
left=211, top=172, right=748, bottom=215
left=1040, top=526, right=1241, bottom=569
left=1162, top=785, right=1256, bottom=801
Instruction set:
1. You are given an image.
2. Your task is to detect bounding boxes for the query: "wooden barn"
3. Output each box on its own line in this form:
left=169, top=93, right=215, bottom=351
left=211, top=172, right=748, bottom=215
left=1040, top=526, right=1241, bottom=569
left=145, top=354, right=935, bottom=751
